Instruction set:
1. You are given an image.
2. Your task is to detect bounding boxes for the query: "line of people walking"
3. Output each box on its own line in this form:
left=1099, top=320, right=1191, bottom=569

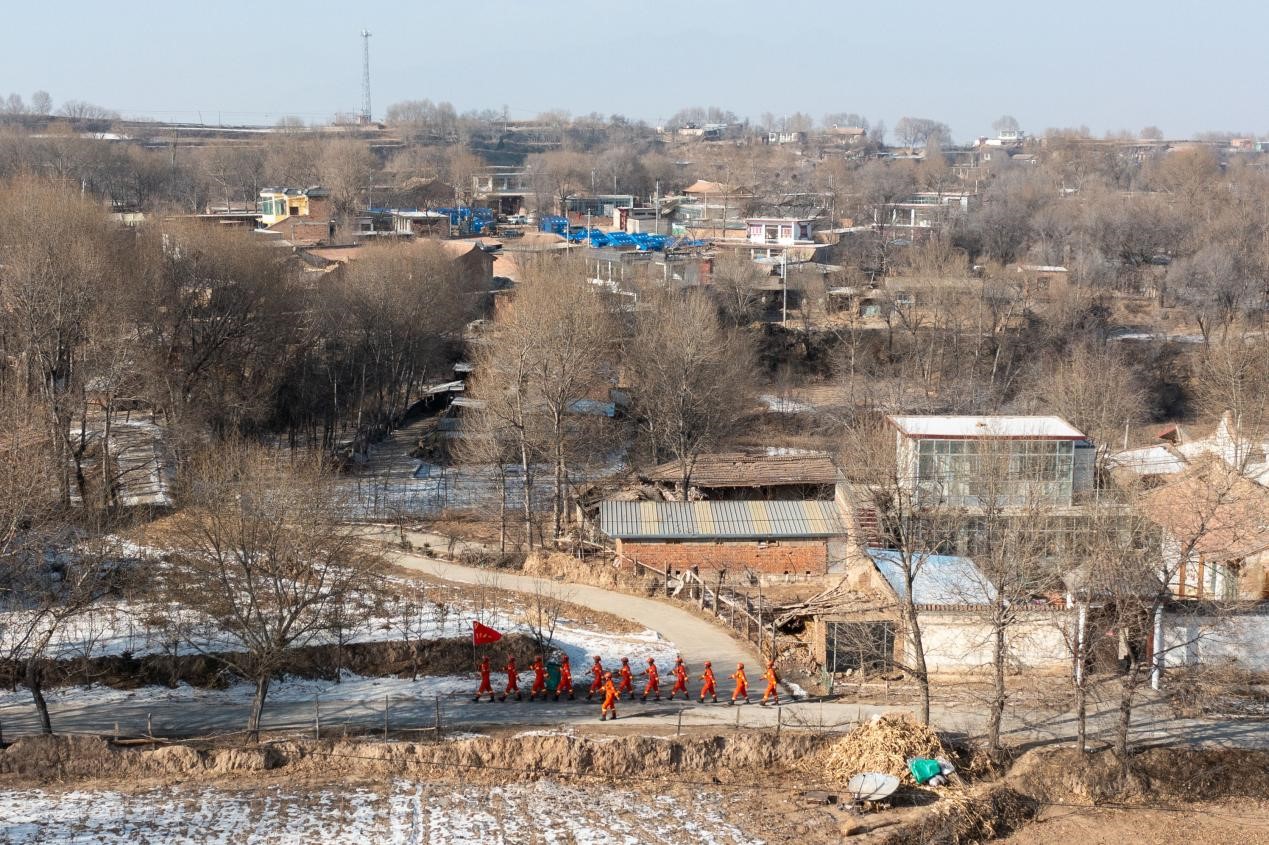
left=473, top=654, right=780, bottom=721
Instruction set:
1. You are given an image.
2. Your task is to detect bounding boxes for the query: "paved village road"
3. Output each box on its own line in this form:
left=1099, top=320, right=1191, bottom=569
left=377, top=529, right=764, bottom=673
left=2, top=683, right=1266, bottom=750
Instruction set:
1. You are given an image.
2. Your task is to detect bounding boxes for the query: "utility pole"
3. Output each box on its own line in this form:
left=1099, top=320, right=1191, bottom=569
left=781, top=250, right=788, bottom=326
left=360, top=29, right=373, bottom=125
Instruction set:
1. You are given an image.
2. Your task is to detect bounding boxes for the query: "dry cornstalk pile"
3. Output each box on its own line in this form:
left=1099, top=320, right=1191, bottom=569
left=809, top=712, right=946, bottom=786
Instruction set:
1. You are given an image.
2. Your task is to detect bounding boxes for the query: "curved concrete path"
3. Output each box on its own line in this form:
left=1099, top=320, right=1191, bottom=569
left=379, top=529, right=762, bottom=671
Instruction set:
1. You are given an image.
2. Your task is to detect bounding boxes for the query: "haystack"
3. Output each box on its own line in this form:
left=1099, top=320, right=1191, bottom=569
left=809, top=712, right=946, bottom=786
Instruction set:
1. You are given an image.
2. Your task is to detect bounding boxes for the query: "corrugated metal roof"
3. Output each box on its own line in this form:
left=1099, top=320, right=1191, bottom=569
left=887, top=415, right=1085, bottom=440
left=599, top=500, right=845, bottom=540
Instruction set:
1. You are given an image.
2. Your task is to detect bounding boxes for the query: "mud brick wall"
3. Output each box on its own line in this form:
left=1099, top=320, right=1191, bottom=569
left=616, top=538, right=828, bottom=576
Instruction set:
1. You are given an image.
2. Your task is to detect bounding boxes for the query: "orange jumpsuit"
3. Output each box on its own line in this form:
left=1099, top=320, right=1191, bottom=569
left=502, top=658, right=520, bottom=700
left=761, top=665, right=779, bottom=704
left=699, top=665, right=717, bottom=702
left=587, top=658, right=604, bottom=699
left=730, top=667, right=748, bottom=703
left=617, top=661, right=635, bottom=699
left=641, top=661, right=661, bottom=701
left=529, top=659, right=548, bottom=699
left=555, top=659, right=574, bottom=700
left=474, top=657, right=494, bottom=701
left=600, top=677, right=619, bottom=720
left=669, top=662, right=689, bottom=700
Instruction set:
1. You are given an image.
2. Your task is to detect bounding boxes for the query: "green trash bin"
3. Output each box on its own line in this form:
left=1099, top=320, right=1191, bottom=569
left=545, top=660, right=562, bottom=692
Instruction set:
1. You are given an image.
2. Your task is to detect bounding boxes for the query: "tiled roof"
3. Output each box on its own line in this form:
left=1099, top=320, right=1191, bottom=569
left=1143, top=458, right=1269, bottom=560
left=599, top=500, right=845, bottom=540
left=643, top=452, right=837, bottom=487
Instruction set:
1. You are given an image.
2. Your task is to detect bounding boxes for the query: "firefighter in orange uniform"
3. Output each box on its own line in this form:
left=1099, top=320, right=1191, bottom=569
left=667, top=656, right=689, bottom=700
left=501, top=655, right=521, bottom=702
left=528, top=655, right=548, bottom=701
left=699, top=660, right=718, bottom=703
left=617, top=657, right=635, bottom=700
left=760, top=660, right=780, bottom=706
left=640, top=657, right=661, bottom=702
left=728, top=662, right=748, bottom=705
left=600, top=672, right=619, bottom=721
left=555, top=654, right=575, bottom=701
left=587, top=655, right=605, bottom=700
left=473, top=655, right=495, bottom=702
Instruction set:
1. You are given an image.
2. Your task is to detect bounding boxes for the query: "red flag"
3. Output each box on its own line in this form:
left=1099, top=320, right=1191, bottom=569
left=472, top=621, right=502, bottom=645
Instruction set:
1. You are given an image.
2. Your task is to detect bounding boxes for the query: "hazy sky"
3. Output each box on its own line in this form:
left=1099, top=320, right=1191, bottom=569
left=2, top=0, right=1265, bottom=139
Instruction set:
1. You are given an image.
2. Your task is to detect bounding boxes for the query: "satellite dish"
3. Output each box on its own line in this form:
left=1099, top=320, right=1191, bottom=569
left=846, top=772, right=899, bottom=803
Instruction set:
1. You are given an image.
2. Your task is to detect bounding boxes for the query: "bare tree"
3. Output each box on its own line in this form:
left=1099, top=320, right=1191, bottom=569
left=521, top=581, right=571, bottom=653
left=710, top=250, right=768, bottom=325
left=0, top=391, right=120, bottom=734
left=624, top=289, right=758, bottom=497
left=391, top=581, right=431, bottom=681
left=320, top=138, right=377, bottom=216
left=57, top=100, right=119, bottom=121
left=162, top=442, right=385, bottom=738
left=838, top=418, right=959, bottom=725
left=1024, top=342, right=1146, bottom=472
left=30, top=91, right=52, bottom=116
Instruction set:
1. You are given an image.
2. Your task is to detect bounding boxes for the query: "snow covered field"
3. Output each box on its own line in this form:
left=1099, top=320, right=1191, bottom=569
left=0, top=780, right=758, bottom=844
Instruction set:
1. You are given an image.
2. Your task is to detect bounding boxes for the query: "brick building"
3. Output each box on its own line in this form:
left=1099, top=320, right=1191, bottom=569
left=598, top=500, right=847, bottom=579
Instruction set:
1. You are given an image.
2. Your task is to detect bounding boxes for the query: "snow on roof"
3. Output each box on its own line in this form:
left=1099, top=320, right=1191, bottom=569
left=887, top=415, right=1086, bottom=440
left=867, top=549, right=995, bottom=606
left=1108, top=444, right=1187, bottom=476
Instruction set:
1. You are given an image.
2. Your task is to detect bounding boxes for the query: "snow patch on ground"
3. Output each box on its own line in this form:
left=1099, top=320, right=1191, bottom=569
left=0, top=620, right=679, bottom=711
left=759, top=394, right=814, bottom=414
left=0, top=780, right=759, bottom=844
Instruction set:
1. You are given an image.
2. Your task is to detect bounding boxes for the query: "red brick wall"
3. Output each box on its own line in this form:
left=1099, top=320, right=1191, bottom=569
left=616, top=539, right=828, bottom=576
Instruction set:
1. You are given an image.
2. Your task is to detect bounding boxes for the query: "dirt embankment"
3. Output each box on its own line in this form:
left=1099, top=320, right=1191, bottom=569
left=523, top=551, right=665, bottom=596
left=0, top=634, right=542, bottom=693
left=0, top=731, right=829, bottom=789
left=1007, top=745, right=1269, bottom=805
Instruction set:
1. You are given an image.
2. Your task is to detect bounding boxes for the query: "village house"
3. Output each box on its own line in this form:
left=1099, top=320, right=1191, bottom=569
left=877, top=191, right=978, bottom=234
left=640, top=452, right=839, bottom=501
left=1144, top=458, right=1269, bottom=602
left=779, top=546, right=1071, bottom=677
left=256, top=186, right=336, bottom=246
left=471, top=167, right=531, bottom=215
left=599, top=499, right=849, bottom=581
left=888, top=414, right=1095, bottom=509
left=1009, top=263, right=1071, bottom=301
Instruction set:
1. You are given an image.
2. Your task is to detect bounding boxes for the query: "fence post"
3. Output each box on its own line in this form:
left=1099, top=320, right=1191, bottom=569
left=146, top=712, right=152, bottom=738
left=314, top=694, right=320, bottom=740
left=770, top=620, right=777, bottom=661
left=776, top=705, right=782, bottom=738
left=677, top=708, right=683, bottom=736
left=664, top=564, right=670, bottom=597
left=744, top=592, right=750, bottom=639
left=384, top=694, right=390, bottom=740
left=434, top=695, right=442, bottom=739
left=714, top=571, right=722, bottom=615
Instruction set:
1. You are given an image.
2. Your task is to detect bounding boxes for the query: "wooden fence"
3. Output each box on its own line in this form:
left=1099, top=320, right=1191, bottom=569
left=622, top=556, right=780, bottom=660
